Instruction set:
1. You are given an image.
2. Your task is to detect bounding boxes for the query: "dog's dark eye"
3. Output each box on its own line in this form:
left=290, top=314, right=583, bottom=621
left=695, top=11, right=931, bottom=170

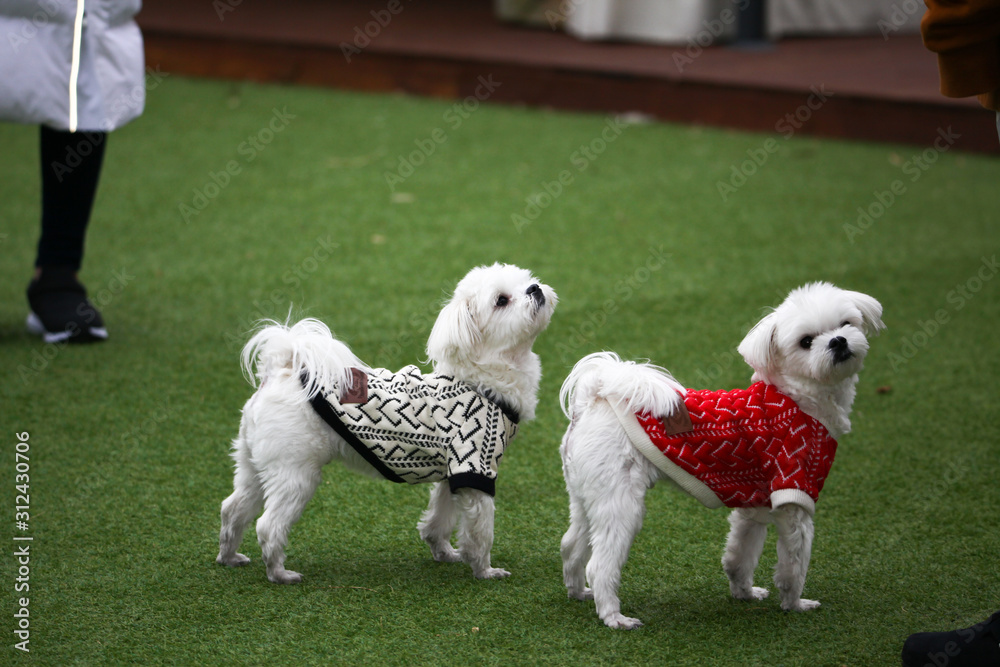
left=800, top=336, right=813, bottom=350
left=842, top=321, right=852, bottom=328
left=495, top=295, right=510, bottom=308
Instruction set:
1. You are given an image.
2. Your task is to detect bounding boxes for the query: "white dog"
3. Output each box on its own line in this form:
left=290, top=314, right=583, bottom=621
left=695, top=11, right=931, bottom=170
left=559, top=282, right=883, bottom=628
left=216, top=263, right=556, bottom=584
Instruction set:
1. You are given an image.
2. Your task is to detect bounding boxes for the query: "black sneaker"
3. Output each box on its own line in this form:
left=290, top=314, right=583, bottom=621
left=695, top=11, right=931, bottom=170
left=902, top=610, right=1000, bottom=667
left=26, top=267, right=108, bottom=344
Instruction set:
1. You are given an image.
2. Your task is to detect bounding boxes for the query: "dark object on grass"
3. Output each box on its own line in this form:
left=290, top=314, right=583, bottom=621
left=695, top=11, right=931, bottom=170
left=901, top=610, right=1000, bottom=667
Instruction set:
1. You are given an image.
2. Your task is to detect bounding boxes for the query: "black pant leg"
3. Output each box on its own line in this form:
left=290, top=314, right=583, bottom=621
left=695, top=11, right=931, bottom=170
left=35, top=126, right=108, bottom=270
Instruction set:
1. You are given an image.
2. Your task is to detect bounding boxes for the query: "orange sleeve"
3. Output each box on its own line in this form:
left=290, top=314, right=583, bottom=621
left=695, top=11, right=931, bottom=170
left=921, top=0, right=1000, bottom=102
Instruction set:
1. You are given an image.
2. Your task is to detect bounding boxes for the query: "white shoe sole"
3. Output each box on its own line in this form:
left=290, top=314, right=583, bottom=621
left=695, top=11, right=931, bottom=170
left=26, top=312, right=108, bottom=344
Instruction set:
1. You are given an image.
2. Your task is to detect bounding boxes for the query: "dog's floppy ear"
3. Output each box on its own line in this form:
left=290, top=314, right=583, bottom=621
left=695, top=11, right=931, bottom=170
left=846, top=290, right=885, bottom=336
left=426, top=294, right=481, bottom=366
left=737, top=311, right=779, bottom=374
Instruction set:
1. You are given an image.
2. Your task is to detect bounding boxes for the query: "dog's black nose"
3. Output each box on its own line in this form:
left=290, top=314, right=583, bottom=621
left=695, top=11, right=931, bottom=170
left=526, top=283, right=545, bottom=306
left=829, top=336, right=852, bottom=362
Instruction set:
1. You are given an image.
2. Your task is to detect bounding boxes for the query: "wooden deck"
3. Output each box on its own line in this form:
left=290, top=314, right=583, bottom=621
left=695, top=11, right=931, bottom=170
left=138, top=0, right=998, bottom=154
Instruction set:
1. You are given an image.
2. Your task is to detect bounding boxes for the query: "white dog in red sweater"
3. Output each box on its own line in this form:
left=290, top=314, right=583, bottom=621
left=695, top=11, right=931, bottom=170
left=559, top=282, right=883, bottom=628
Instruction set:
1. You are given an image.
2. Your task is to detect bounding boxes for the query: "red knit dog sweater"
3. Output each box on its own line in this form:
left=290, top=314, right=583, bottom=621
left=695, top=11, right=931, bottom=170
left=614, top=382, right=837, bottom=514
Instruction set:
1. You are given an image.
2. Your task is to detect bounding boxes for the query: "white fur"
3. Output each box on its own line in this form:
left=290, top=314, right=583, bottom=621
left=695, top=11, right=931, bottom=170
left=217, top=264, right=556, bottom=584
left=559, top=282, right=883, bottom=628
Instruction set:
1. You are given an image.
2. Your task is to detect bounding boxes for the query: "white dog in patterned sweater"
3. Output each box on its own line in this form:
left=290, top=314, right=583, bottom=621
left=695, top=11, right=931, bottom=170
left=216, top=264, right=556, bottom=584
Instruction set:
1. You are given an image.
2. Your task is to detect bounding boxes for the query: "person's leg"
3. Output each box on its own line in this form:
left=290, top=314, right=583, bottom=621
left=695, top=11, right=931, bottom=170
left=35, top=126, right=107, bottom=271
left=27, top=126, right=109, bottom=343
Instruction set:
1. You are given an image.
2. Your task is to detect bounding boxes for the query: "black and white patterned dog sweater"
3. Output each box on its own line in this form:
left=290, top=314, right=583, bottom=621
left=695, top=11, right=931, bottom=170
left=307, top=365, right=519, bottom=496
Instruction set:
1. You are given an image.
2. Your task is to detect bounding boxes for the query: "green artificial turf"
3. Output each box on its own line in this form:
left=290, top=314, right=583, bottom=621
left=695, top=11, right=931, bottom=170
left=2, top=75, right=999, bottom=665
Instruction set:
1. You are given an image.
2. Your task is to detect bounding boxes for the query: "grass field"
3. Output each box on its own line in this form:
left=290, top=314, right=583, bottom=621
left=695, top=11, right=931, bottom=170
left=2, top=75, right=999, bottom=665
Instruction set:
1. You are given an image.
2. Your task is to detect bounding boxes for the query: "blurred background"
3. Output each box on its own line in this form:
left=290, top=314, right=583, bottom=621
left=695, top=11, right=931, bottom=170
left=138, top=0, right=997, bottom=154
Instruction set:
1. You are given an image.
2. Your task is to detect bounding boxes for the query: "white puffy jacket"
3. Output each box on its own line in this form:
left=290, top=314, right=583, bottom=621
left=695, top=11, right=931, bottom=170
left=0, top=0, right=145, bottom=132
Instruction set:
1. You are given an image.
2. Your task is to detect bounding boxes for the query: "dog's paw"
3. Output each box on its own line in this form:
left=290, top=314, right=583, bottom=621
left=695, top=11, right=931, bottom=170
left=267, top=568, right=303, bottom=585
left=603, top=613, right=643, bottom=630
left=782, top=598, right=821, bottom=612
left=568, top=587, right=594, bottom=601
left=732, top=586, right=770, bottom=601
left=429, top=545, right=462, bottom=563
left=217, top=553, right=251, bottom=567
left=474, top=567, right=511, bottom=579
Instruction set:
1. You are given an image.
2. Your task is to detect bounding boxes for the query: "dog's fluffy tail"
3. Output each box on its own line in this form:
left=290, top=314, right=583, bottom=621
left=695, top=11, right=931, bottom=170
left=240, top=318, right=367, bottom=400
left=560, top=351, right=686, bottom=421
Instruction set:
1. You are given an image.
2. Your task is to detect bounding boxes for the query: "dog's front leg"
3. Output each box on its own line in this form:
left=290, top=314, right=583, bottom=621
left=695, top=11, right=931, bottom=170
left=455, top=488, right=510, bottom=579
left=417, top=482, right=461, bottom=563
left=722, top=508, right=770, bottom=601
left=772, top=504, right=820, bottom=611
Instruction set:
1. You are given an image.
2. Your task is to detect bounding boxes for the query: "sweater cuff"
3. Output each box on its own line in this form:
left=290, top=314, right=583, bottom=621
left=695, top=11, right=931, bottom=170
left=770, top=489, right=816, bottom=516
left=448, top=473, right=495, bottom=497
left=977, top=91, right=1000, bottom=111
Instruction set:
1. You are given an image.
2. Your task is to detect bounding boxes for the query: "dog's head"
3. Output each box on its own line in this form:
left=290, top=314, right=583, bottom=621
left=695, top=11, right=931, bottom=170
left=737, top=282, right=884, bottom=387
left=427, top=263, right=557, bottom=370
